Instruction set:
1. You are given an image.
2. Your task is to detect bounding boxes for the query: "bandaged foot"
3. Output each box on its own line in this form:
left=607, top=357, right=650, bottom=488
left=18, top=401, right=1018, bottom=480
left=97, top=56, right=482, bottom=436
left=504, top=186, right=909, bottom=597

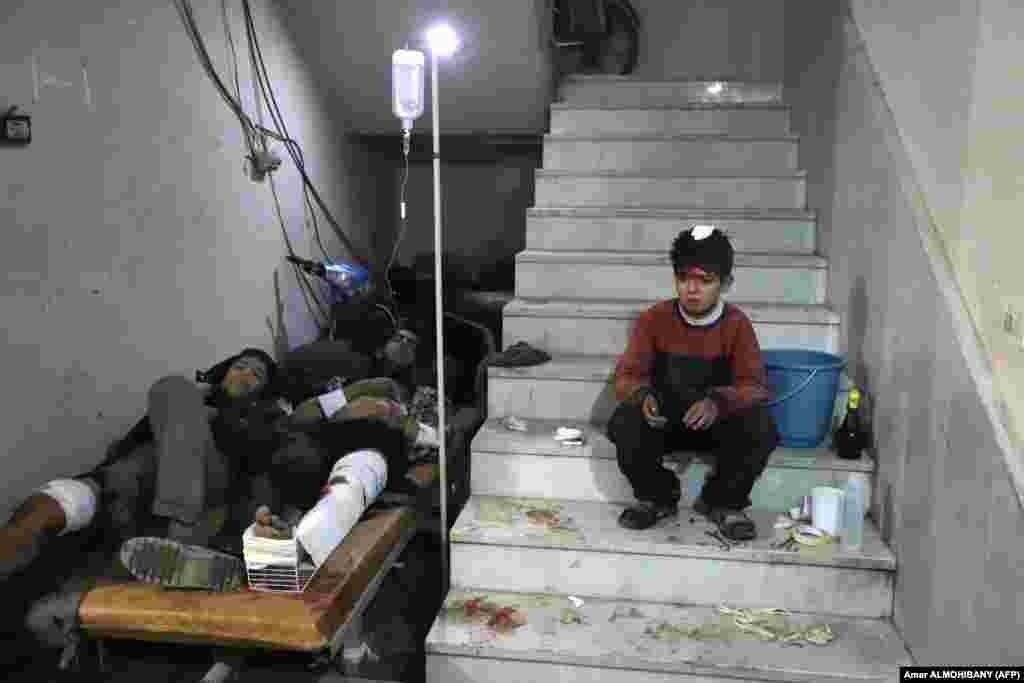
left=252, top=505, right=293, bottom=540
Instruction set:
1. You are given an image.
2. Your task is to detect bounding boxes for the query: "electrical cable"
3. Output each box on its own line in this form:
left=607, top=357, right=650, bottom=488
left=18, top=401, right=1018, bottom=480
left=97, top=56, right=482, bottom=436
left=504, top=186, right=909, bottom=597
left=244, top=121, right=331, bottom=265
left=234, top=5, right=329, bottom=265
left=219, top=0, right=255, bottom=156
left=269, top=173, right=329, bottom=328
left=177, top=0, right=354, bottom=268
left=174, top=0, right=327, bottom=331
left=240, top=0, right=370, bottom=270
left=175, top=1, right=257, bottom=152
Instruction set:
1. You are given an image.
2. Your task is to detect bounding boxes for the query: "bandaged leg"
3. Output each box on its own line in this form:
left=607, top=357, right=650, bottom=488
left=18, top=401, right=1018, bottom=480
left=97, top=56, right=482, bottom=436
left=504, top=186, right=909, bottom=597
left=295, top=449, right=387, bottom=567
left=0, top=478, right=99, bottom=580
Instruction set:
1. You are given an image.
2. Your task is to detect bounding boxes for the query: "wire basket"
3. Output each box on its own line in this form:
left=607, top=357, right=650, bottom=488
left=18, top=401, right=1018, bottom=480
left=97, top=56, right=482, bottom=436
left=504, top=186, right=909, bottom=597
left=242, top=523, right=317, bottom=593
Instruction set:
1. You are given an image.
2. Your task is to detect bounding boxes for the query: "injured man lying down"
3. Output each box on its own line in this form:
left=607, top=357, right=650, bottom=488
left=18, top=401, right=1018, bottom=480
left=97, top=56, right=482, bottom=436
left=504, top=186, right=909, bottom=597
left=0, top=343, right=441, bottom=648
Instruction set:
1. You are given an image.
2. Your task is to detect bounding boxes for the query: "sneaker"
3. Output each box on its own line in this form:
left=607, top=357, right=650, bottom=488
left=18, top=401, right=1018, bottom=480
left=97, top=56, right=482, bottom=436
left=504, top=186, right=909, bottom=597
left=706, top=507, right=757, bottom=541
left=119, top=537, right=245, bottom=591
left=617, top=500, right=678, bottom=530
left=693, top=497, right=757, bottom=541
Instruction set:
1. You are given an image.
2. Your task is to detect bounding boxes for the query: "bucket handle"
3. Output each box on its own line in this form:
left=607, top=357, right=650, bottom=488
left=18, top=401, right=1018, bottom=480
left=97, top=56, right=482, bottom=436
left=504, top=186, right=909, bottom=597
left=765, top=367, right=820, bottom=408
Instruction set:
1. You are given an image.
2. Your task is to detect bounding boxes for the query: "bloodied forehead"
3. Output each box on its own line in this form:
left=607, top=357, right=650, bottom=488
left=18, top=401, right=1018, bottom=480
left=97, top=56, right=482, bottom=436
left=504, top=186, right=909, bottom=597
left=679, top=266, right=718, bottom=279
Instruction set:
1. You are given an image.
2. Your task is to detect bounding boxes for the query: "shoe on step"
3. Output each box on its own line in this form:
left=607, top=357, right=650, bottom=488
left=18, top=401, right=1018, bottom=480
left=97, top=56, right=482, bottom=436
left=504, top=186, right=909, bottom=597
left=708, top=508, right=757, bottom=541
left=119, top=537, right=245, bottom=591
left=618, top=500, right=677, bottom=530
left=488, top=341, right=551, bottom=368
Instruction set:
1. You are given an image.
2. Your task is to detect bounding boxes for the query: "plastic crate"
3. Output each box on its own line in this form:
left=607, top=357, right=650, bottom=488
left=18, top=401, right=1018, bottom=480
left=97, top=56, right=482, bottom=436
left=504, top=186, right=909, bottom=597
left=242, top=523, right=316, bottom=593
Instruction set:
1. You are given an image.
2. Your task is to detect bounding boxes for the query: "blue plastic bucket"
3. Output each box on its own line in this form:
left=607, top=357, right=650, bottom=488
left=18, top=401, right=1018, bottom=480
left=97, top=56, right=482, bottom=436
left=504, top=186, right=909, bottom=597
left=762, top=349, right=847, bottom=448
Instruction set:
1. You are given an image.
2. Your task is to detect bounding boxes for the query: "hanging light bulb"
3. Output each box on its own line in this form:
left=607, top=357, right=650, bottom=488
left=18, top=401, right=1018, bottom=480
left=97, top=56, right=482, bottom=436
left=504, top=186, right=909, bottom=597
left=392, top=49, right=425, bottom=133
left=426, top=23, right=459, bottom=58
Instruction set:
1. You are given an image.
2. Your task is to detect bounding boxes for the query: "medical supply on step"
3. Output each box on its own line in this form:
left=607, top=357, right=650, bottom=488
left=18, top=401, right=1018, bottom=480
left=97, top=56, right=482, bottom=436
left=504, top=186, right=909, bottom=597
left=502, top=416, right=528, bottom=432
left=841, top=473, right=867, bottom=551
left=554, top=426, right=585, bottom=446
left=811, top=486, right=843, bottom=536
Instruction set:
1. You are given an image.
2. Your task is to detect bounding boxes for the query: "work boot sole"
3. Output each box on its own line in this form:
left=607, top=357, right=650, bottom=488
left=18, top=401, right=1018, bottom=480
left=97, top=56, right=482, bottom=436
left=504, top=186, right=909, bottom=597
left=119, top=537, right=244, bottom=591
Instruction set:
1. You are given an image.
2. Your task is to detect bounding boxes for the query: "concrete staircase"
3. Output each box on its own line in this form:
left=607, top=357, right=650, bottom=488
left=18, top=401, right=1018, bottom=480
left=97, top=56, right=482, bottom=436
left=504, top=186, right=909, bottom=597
left=425, top=75, right=911, bottom=682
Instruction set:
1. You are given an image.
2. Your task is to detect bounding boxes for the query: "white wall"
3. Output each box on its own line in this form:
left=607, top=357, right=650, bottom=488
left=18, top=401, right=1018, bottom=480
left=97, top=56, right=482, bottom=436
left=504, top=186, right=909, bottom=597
left=631, top=0, right=785, bottom=81
left=785, top=1, right=1024, bottom=664
left=289, top=0, right=556, bottom=135
left=0, top=1, right=373, bottom=517
left=847, top=0, right=1024, bottom=457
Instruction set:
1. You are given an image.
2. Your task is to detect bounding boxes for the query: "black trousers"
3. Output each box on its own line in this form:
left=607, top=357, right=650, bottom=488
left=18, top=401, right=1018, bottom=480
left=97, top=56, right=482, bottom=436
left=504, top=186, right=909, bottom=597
left=607, top=399, right=780, bottom=510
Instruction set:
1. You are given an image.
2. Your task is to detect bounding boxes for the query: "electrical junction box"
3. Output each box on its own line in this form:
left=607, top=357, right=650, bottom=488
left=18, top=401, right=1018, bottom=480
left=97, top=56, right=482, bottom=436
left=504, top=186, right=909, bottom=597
left=2, top=108, right=31, bottom=144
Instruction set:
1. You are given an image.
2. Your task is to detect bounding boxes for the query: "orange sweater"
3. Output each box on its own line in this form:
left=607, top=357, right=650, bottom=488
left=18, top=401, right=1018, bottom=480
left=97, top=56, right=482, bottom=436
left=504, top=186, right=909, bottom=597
left=614, top=300, right=770, bottom=417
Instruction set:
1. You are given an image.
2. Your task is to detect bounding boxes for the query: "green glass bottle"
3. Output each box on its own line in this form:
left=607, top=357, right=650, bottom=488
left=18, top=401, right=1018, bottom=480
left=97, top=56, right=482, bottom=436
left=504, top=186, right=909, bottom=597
left=835, top=385, right=865, bottom=460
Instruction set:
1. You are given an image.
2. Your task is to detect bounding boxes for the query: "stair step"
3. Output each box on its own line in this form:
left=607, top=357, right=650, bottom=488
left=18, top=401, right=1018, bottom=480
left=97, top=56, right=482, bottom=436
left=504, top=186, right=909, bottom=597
left=534, top=170, right=807, bottom=209
left=543, top=135, right=798, bottom=173
left=483, top=354, right=633, bottom=423
left=449, top=495, right=894, bottom=617
left=559, top=76, right=784, bottom=106
left=492, top=354, right=843, bottom=425
left=471, top=417, right=870, bottom=508
left=526, top=206, right=816, bottom=253
left=549, top=103, right=792, bottom=136
left=503, top=298, right=839, bottom=355
left=514, top=250, right=827, bottom=303
left=426, top=590, right=911, bottom=683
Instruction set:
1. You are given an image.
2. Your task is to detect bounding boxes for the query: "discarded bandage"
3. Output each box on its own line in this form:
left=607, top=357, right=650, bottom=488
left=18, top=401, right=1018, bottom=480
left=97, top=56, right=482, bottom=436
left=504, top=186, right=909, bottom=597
left=502, top=416, right=528, bottom=432
left=553, top=426, right=585, bottom=446
left=647, top=606, right=835, bottom=646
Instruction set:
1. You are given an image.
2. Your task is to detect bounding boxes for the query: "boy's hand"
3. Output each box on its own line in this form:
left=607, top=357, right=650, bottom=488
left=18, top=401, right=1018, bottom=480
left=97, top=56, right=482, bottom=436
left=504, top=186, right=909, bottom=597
left=641, top=394, right=668, bottom=428
left=684, top=398, right=719, bottom=430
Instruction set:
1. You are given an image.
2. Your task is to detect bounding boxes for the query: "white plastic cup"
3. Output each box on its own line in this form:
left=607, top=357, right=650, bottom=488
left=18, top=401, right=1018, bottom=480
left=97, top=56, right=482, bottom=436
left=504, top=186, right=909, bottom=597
left=811, top=486, right=844, bottom=536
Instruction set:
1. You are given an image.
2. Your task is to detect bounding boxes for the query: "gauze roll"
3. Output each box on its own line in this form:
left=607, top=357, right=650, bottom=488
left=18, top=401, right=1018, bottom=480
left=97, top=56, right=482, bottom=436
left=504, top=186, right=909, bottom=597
left=38, top=478, right=98, bottom=535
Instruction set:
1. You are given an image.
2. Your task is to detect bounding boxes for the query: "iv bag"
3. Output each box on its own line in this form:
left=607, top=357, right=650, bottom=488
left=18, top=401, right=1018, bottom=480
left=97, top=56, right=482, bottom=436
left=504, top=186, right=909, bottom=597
left=392, top=49, right=425, bottom=129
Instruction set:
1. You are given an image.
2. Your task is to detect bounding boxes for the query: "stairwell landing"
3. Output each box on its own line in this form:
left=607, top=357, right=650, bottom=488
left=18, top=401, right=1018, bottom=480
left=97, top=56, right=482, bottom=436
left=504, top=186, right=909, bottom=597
left=425, top=75, right=913, bottom=683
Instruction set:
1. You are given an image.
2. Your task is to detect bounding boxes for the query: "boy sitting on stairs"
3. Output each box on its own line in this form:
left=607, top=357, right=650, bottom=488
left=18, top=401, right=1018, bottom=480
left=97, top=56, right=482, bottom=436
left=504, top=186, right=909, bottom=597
left=609, top=225, right=780, bottom=539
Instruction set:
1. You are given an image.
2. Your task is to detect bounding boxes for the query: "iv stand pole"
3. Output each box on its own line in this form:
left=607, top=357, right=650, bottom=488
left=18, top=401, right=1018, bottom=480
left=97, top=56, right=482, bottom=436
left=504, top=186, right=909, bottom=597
left=430, top=48, right=449, bottom=585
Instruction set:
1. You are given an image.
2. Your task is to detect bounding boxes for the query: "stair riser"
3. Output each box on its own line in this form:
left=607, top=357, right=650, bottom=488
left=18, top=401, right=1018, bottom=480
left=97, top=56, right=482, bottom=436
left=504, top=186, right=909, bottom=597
left=450, top=544, right=893, bottom=618
left=428, top=655, right=786, bottom=683
left=502, top=315, right=838, bottom=356
left=543, top=139, right=797, bottom=173
left=526, top=215, right=816, bottom=253
left=471, top=452, right=854, bottom=508
left=488, top=375, right=613, bottom=421
left=534, top=175, right=806, bottom=209
left=550, top=108, right=791, bottom=136
left=515, top=261, right=826, bottom=303
left=559, top=81, right=783, bottom=107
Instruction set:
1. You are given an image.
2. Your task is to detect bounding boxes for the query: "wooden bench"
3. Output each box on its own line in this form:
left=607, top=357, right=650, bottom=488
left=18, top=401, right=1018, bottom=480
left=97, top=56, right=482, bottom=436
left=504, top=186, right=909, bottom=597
left=78, top=504, right=418, bottom=657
